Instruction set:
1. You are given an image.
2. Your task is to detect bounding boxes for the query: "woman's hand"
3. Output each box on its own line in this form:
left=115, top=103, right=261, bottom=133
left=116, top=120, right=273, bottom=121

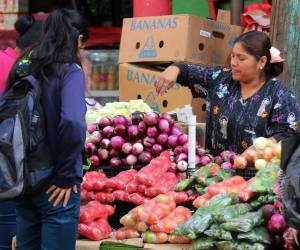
left=154, top=65, right=180, bottom=96
left=47, top=185, right=78, bottom=207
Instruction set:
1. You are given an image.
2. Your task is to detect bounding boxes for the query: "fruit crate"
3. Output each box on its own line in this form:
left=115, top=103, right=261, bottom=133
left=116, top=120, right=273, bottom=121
left=234, top=166, right=257, bottom=180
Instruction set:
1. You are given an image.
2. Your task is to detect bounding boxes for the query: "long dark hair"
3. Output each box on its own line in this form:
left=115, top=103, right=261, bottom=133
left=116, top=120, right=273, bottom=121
left=7, top=8, right=89, bottom=89
left=234, top=31, right=284, bottom=80
left=31, top=8, right=89, bottom=82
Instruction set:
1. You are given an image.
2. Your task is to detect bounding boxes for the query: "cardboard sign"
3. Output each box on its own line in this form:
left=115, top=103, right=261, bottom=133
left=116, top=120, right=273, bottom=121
left=119, top=63, right=206, bottom=120
left=119, top=14, right=242, bottom=66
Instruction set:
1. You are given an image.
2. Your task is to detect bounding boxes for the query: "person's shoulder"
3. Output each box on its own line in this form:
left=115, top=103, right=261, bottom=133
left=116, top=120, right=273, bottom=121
left=269, top=78, right=296, bottom=98
left=60, top=63, right=84, bottom=78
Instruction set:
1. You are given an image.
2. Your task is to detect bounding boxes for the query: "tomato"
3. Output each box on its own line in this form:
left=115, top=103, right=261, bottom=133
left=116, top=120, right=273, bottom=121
left=193, top=194, right=210, bottom=208
left=115, top=228, right=126, bottom=240
left=126, top=182, right=138, bottom=194
left=95, top=192, right=107, bottom=203
left=209, top=164, right=220, bottom=176
left=135, top=221, right=148, bottom=232
left=137, top=184, right=146, bottom=194
left=156, top=232, right=168, bottom=243
left=82, top=181, right=94, bottom=191
left=120, top=214, right=136, bottom=228
left=93, top=180, right=105, bottom=191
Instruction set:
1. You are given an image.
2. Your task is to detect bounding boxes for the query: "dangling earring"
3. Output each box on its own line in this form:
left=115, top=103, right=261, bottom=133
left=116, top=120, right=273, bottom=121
left=260, top=66, right=263, bottom=70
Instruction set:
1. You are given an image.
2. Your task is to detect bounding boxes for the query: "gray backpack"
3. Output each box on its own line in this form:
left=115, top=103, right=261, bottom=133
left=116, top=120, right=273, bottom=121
left=0, top=75, right=54, bottom=200
left=281, top=135, right=300, bottom=229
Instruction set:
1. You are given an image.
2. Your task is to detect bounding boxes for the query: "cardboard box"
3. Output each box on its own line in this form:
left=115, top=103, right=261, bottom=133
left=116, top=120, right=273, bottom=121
left=217, top=9, right=231, bottom=24
left=119, top=14, right=242, bottom=66
left=119, top=63, right=206, bottom=120
left=0, top=0, right=28, bottom=13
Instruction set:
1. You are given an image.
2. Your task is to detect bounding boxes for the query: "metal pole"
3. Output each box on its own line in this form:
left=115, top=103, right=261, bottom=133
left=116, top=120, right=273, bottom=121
left=230, top=0, right=244, bottom=25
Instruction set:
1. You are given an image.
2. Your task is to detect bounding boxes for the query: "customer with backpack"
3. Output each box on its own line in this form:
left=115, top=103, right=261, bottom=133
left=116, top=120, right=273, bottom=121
left=5, top=9, right=88, bottom=250
left=0, top=15, right=43, bottom=250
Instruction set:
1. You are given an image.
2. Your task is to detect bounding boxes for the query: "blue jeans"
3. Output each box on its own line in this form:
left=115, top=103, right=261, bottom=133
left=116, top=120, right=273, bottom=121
left=15, top=187, right=80, bottom=250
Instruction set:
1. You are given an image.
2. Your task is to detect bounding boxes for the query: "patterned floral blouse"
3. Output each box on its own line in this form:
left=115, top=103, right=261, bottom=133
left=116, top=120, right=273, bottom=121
left=175, top=64, right=300, bottom=155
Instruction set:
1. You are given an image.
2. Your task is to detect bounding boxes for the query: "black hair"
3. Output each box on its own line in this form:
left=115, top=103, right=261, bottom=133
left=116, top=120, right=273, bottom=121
left=30, top=8, right=89, bottom=82
left=15, top=15, right=43, bottom=50
left=234, top=31, right=284, bottom=79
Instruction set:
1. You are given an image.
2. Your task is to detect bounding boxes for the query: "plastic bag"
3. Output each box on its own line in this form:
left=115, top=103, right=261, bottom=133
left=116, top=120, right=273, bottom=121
left=204, top=224, right=232, bottom=241
left=236, top=242, right=266, bottom=250
left=174, top=194, right=236, bottom=239
left=143, top=230, right=168, bottom=244
left=237, top=227, right=271, bottom=244
left=80, top=201, right=115, bottom=223
left=175, top=178, right=195, bottom=192
left=115, top=227, right=140, bottom=240
left=78, top=218, right=112, bottom=241
left=168, top=235, right=191, bottom=244
left=251, top=163, right=279, bottom=193
left=130, top=194, right=176, bottom=225
left=221, top=210, right=264, bottom=233
left=212, top=204, right=251, bottom=223
left=216, top=241, right=238, bottom=250
left=193, top=236, right=215, bottom=250
left=150, top=206, right=191, bottom=234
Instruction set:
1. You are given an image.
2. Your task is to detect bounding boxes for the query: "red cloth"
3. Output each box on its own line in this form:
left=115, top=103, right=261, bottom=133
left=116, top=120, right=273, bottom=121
left=0, top=47, right=20, bottom=94
left=241, top=3, right=272, bottom=33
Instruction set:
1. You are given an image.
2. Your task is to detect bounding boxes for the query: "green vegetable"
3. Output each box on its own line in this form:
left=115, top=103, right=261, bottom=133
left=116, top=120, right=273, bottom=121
left=204, top=224, right=232, bottom=241
left=173, top=212, right=213, bottom=240
left=83, top=158, right=91, bottom=171
left=215, top=168, right=232, bottom=181
left=212, top=204, right=251, bottom=223
left=257, top=194, right=276, bottom=204
left=203, top=177, right=218, bottom=187
left=173, top=194, right=239, bottom=239
left=237, top=227, right=271, bottom=244
left=216, top=241, right=238, bottom=250
left=237, top=242, right=266, bottom=250
left=220, top=209, right=264, bottom=233
left=193, top=164, right=213, bottom=183
left=193, top=237, right=215, bottom=250
left=250, top=199, right=262, bottom=209
left=251, top=163, right=279, bottom=193
left=194, top=184, right=205, bottom=194
left=175, top=178, right=195, bottom=192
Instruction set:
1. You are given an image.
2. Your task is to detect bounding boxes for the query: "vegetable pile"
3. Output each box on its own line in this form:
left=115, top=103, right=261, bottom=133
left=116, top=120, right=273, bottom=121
left=115, top=194, right=192, bottom=244
left=81, top=156, right=193, bottom=205
left=78, top=201, right=115, bottom=241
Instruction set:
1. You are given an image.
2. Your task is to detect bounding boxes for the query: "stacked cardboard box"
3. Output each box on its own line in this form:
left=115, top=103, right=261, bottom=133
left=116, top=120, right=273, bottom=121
left=0, top=0, right=28, bottom=30
left=118, top=14, right=242, bottom=121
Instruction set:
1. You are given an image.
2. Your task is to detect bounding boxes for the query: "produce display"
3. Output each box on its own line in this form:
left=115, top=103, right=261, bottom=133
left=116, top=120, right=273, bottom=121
left=82, top=103, right=299, bottom=250
left=86, top=111, right=193, bottom=169
left=80, top=156, right=193, bottom=205
left=86, top=100, right=152, bottom=125
left=234, top=137, right=281, bottom=170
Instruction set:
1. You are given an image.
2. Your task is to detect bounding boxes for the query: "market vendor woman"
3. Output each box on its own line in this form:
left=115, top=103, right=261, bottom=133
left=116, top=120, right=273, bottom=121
left=155, top=31, right=300, bottom=155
